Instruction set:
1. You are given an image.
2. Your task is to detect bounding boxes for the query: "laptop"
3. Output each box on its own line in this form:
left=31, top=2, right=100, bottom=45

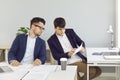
left=92, top=52, right=120, bottom=60
left=102, top=52, right=120, bottom=60
left=0, top=66, right=13, bottom=73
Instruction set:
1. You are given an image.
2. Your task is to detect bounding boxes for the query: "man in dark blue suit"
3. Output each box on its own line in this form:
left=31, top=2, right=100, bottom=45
left=48, top=17, right=101, bottom=80
left=8, top=17, right=46, bottom=66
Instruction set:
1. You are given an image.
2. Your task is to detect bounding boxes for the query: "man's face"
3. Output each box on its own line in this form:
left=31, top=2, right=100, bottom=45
left=31, top=22, right=45, bottom=36
left=55, top=27, right=65, bottom=36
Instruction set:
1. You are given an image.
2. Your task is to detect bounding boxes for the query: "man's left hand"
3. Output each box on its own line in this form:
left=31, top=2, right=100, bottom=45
left=80, top=47, right=85, bottom=53
left=33, top=59, right=41, bottom=66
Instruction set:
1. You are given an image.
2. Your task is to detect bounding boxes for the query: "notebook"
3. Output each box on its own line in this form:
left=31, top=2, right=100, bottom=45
left=0, top=66, right=13, bottom=73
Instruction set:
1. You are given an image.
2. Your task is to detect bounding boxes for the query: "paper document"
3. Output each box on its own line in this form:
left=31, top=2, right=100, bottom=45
left=30, top=65, right=57, bottom=72
left=22, top=71, right=50, bottom=80
left=72, top=43, right=83, bottom=56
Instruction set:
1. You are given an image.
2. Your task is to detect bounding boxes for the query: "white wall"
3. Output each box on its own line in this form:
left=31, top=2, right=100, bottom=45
left=116, top=0, right=120, bottom=48
left=0, top=0, right=116, bottom=47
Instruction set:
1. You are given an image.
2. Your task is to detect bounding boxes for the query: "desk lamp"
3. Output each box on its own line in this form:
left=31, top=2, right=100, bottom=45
left=107, top=25, right=114, bottom=49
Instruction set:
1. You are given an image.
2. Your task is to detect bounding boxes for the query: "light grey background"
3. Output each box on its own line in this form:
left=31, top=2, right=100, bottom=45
left=0, top=0, right=117, bottom=73
left=0, top=0, right=118, bottom=74
left=0, top=0, right=116, bottom=48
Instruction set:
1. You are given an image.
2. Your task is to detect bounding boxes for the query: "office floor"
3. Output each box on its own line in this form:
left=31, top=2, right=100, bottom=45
left=80, top=72, right=117, bottom=80
left=93, top=76, right=116, bottom=80
left=89, top=73, right=118, bottom=80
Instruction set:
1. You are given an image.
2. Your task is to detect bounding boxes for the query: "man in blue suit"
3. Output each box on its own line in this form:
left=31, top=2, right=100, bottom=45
left=47, top=17, right=101, bottom=80
left=8, top=17, right=46, bottom=66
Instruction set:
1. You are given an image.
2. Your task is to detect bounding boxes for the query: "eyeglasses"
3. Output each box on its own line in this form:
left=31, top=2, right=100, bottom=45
left=34, top=24, right=45, bottom=30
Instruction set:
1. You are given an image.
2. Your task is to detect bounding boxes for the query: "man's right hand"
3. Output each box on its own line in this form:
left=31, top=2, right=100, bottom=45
left=68, top=48, right=76, bottom=57
left=10, top=60, right=21, bottom=66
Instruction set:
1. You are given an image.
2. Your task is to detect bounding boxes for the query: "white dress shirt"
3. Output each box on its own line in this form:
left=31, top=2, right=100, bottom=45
left=57, top=33, right=82, bottom=64
left=21, top=36, right=36, bottom=64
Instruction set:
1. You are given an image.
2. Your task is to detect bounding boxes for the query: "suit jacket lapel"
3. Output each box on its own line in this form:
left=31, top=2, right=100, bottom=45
left=53, top=34, right=64, bottom=52
left=65, top=31, right=76, bottom=48
left=34, top=37, right=39, bottom=57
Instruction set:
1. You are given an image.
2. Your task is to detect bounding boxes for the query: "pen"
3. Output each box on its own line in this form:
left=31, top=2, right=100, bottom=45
left=20, top=71, right=30, bottom=80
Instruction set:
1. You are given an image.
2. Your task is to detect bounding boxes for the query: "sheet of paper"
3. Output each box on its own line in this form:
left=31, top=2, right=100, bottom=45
left=72, top=43, right=83, bottom=56
left=22, top=71, right=50, bottom=80
left=10, top=64, right=33, bottom=72
left=30, top=65, right=57, bottom=72
left=22, top=65, right=58, bottom=80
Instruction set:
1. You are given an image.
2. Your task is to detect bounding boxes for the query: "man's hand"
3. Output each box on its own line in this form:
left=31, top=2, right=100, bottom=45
left=33, top=59, right=41, bottom=66
left=10, top=60, right=21, bottom=66
left=68, top=48, right=76, bottom=57
left=80, top=47, right=85, bottom=53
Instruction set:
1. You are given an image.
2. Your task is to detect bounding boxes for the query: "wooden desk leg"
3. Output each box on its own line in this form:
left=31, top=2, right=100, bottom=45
left=108, top=65, right=120, bottom=80
left=75, top=71, right=77, bottom=80
left=5, top=49, right=8, bottom=63
left=87, top=64, right=89, bottom=80
left=115, top=66, right=118, bottom=80
left=118, top=66, right=120, bottom=80
left=115, top=66, right=120, bottom=80
left=117, top=66, right=120, bottom=80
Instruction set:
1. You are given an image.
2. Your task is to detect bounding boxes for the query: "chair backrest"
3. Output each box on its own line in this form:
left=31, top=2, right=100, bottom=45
left=46, top=48, right=57, bottom=65
left=0, top=50, right=5, bottom=62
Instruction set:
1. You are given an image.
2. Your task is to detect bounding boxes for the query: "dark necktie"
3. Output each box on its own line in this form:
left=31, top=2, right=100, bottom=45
left=77, top=52, right=87, bottom=62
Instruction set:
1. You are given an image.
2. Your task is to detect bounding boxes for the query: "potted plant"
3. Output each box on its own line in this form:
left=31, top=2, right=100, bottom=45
left=16, top=27, right=30, bottom=35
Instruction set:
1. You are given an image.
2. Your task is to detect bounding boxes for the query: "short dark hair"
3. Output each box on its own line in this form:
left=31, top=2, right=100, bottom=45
left=30, top=17, right=46, bottom=26
left=54, top=17, right=66, bottom=28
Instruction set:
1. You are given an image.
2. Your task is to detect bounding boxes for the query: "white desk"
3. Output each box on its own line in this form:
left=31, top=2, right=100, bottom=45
left=86, top=47, right=120, bottom=80
left=0, top=62, right=77, bottom=80
left=0, top=63, right=33, bottom=80
left=46, top=66, right=77, bottom=80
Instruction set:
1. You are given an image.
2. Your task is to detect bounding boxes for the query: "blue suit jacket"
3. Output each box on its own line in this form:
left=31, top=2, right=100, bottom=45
left=47, top=29, right=85, bottom=65
left=8, top=34, right=46, bottom=64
